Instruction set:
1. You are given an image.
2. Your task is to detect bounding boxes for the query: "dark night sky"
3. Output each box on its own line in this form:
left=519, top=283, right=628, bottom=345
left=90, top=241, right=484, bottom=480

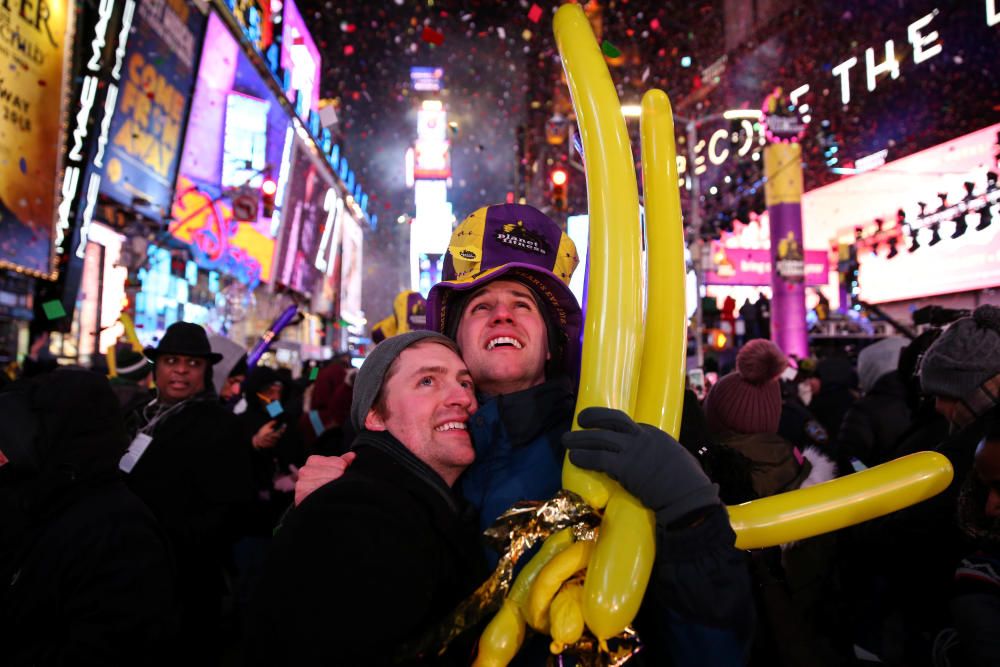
left=294, top=1, right=722, bottom=321
left=294, top=1, right=999, bottom=327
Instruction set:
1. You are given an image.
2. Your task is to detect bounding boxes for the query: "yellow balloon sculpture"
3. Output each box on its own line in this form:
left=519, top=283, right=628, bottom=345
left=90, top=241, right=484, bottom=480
left=473, top=4, right=954, bottom=663
left=106, top=313, right=144, bottom=378
left=729, top=451, right=953, bottom=549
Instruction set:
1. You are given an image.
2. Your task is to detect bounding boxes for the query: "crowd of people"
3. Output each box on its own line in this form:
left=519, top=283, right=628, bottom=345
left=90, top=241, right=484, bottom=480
left=2, top=204, right=998, bottom=667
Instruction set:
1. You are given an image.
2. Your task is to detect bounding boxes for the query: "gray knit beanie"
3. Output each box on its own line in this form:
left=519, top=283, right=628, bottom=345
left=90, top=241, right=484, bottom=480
left=350, top=330, right=457, bottom=431
left=920, top=305, right=1000, bottom=401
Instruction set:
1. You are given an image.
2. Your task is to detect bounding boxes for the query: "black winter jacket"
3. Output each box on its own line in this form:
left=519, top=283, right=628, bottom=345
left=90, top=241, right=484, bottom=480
left=834, top=371, right=912, bottom=468
left=246, top=431, right=487, bottom=666
left=124, top=391, right=253, bottom=654
left=1, top=369, right=176, bottom=666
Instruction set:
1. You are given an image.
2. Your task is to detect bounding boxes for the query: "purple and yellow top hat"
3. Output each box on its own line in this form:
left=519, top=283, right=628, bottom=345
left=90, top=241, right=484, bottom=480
left=427, top=204, right=582, bottom=377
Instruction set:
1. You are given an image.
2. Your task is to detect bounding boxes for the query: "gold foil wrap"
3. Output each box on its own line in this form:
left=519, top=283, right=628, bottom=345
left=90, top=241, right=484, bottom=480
left=397, top=491, right=643, bottom=665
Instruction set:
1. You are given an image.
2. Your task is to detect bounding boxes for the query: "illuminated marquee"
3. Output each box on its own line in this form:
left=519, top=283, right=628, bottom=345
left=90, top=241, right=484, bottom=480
left=315, top=188, right=344, bottom=275
left=409, top=98, right=454, bottom=294
left=57, top=0, right=136, bottom=260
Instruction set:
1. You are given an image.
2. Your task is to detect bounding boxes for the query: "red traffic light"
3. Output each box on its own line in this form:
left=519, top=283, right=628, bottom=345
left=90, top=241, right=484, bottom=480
left=550, top=167, right=568, bottom=186
left=260, top=177, right=278, bottom=217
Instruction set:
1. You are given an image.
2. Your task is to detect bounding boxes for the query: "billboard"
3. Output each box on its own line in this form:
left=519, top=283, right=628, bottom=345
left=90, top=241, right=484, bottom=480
left=221, top=92, right=269, bottom=188
left=170, top=11, right=292, bottom=287
left=273, top=137, right=337, bottom=299
left=280, top=0, right=321, bottom=118
left=339, top=213, right=364, bottom=326
left=801, top=123, right=1000, bottom=303
left=410, top=66, right=444, bottom=92
left=0, top=0, right=74, bottom=277
left=100, top=0, right=206, bottom=221
left=704, top=247, right=829, bottom=286
left=223, top=0, right=272, bottom=57
left=857, top=213, right=1000, bottom=304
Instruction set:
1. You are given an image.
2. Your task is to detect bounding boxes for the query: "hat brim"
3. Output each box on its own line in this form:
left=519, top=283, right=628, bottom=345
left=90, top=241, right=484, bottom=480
left=427, top=263, right=582, bottom=378
left=144, top=347, right=224, bottom=365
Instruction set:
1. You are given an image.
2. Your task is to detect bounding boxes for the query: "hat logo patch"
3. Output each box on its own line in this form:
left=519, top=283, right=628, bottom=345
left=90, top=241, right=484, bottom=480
left=459, top=250, right=476, bottom=260
left=496, top=221, right=551, bottom=256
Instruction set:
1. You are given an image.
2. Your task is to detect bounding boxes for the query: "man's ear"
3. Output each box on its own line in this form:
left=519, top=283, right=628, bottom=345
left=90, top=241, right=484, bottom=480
left=364, top=409, right=387, bottom=431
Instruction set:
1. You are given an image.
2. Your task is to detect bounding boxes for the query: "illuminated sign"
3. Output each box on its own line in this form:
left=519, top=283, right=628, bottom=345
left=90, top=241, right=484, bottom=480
left=173, top=12, right=297, bottom=286
left=273, top=137, right=338, bottom=294
left=222, top=93, right=270, bottom=188
left=315, top=188, right=344, bottom=275
left=280, top=0, right=321, bottom=117
left=339, top=213, right=364, bottom=326
left=100, top=0, right=206, bottom=221
left=858, top=205, right=1000, bottom=303
left=224, top=0, right=272, bottom=56
left=409, top=97, right=454, bottom=292
left=413, top=101, right=451, bottom=179
left=410, top=66, right=444, bottom=92
left=134, top=245, right=213, bottom=343
left=213, top=0, right=371, bottom=225
left=65, top=0, right=137, bottom=261
left=170, top=175, right=275, bottom=287
left=791, top=7, right=995, bottom=110
left=417, top=102, right=447, bottom=141
left=413, top=141, right=452, bottom=180
left=705, top=247, right=828, bottom=286
left=761, top=87, right=809, bottom=145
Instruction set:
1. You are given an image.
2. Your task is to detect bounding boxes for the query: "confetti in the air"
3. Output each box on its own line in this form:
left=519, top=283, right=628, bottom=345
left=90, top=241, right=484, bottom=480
left=421, top=26, right=445, bottom=46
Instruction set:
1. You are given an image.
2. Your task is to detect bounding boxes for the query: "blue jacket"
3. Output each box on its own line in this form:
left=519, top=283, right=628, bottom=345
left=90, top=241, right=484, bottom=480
left=458, top=378, right=753, bottom=665
left=460, top=377, right=575, bottom=536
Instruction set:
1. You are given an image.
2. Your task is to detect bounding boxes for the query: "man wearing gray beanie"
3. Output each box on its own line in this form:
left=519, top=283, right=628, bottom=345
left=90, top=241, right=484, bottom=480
left=852, top=306, right=1000, bottom=661
left=920, top=304, right=1000, bottom=428
left=246, top=331, right=488, bottom=665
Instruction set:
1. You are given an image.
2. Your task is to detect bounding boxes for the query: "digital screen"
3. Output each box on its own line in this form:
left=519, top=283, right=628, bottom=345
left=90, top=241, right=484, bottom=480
left=410, top=66, right=444, bottom=92
left=340, top=214, right=364, bottom=326
left=273, top=137, right=337, bottom=296
left=171, top=11, right=292, bottom=286
left=280, top=0, right=322, bottom=116
left=222, top=93, right=270, bottom=188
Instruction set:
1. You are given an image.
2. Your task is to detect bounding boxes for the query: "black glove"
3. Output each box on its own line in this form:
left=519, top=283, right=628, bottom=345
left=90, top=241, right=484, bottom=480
left=563, top=407, right=720, bottom=527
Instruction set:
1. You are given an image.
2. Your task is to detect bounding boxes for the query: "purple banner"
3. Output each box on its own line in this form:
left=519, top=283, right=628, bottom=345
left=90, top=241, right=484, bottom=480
left=706, top=247, right=828, bottom=286
left=768, top=201, right=809, bottom=359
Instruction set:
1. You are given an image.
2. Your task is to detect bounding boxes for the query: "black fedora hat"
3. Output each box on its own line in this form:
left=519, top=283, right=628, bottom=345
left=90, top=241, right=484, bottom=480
left=144, top=322, right=224, bottom=364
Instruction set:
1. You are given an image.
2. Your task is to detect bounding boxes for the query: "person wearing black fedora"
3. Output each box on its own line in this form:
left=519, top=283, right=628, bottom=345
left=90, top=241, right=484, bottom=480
left=142, top=322, right=224, bottom=405
left=122, top=321, right=252, bottom=662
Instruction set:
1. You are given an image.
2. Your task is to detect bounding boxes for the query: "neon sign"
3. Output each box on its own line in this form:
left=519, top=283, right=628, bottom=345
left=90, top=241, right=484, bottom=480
left=170, top=175, right=275, bottom=287
left=57, top=0, right=135, bottom=257
left=315, top=187, right=344, bottom=275
left=761, top=87, right=809, bottom=145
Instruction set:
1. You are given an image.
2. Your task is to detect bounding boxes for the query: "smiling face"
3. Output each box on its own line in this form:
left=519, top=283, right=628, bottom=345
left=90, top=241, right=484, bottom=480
left=454, top=279, right=550, bottom=397
left=154, top=355, right=208, bottom=404
left=364, top=341, right=477, bottom=487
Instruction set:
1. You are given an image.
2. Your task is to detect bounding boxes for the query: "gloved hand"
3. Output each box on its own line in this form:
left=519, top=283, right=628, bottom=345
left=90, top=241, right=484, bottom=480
left=563, top=407, right=720, bottom=527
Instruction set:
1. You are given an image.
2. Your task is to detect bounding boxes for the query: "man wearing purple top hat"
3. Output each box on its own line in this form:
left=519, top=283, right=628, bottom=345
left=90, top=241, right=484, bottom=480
left=295, top=204, right=753, bottom=663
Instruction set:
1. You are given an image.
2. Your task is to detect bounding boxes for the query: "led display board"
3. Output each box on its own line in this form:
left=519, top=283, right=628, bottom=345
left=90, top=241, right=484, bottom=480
left=222, top=92, right=270, bottom=188
left=273, top=137, right=338, bottom=298
left=280, top=0, right=321, bottom=117
left=0, top=0, right=74, bottom=277
left=410, top=66, right=444, bottom=92
left=100, top=0, right=206, bottom=221
left=170, top=11, right=292, bottom=287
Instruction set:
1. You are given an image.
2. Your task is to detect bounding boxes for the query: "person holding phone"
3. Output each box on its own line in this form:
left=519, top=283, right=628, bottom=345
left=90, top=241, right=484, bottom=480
left=232, top=366, right=303, bottom=632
